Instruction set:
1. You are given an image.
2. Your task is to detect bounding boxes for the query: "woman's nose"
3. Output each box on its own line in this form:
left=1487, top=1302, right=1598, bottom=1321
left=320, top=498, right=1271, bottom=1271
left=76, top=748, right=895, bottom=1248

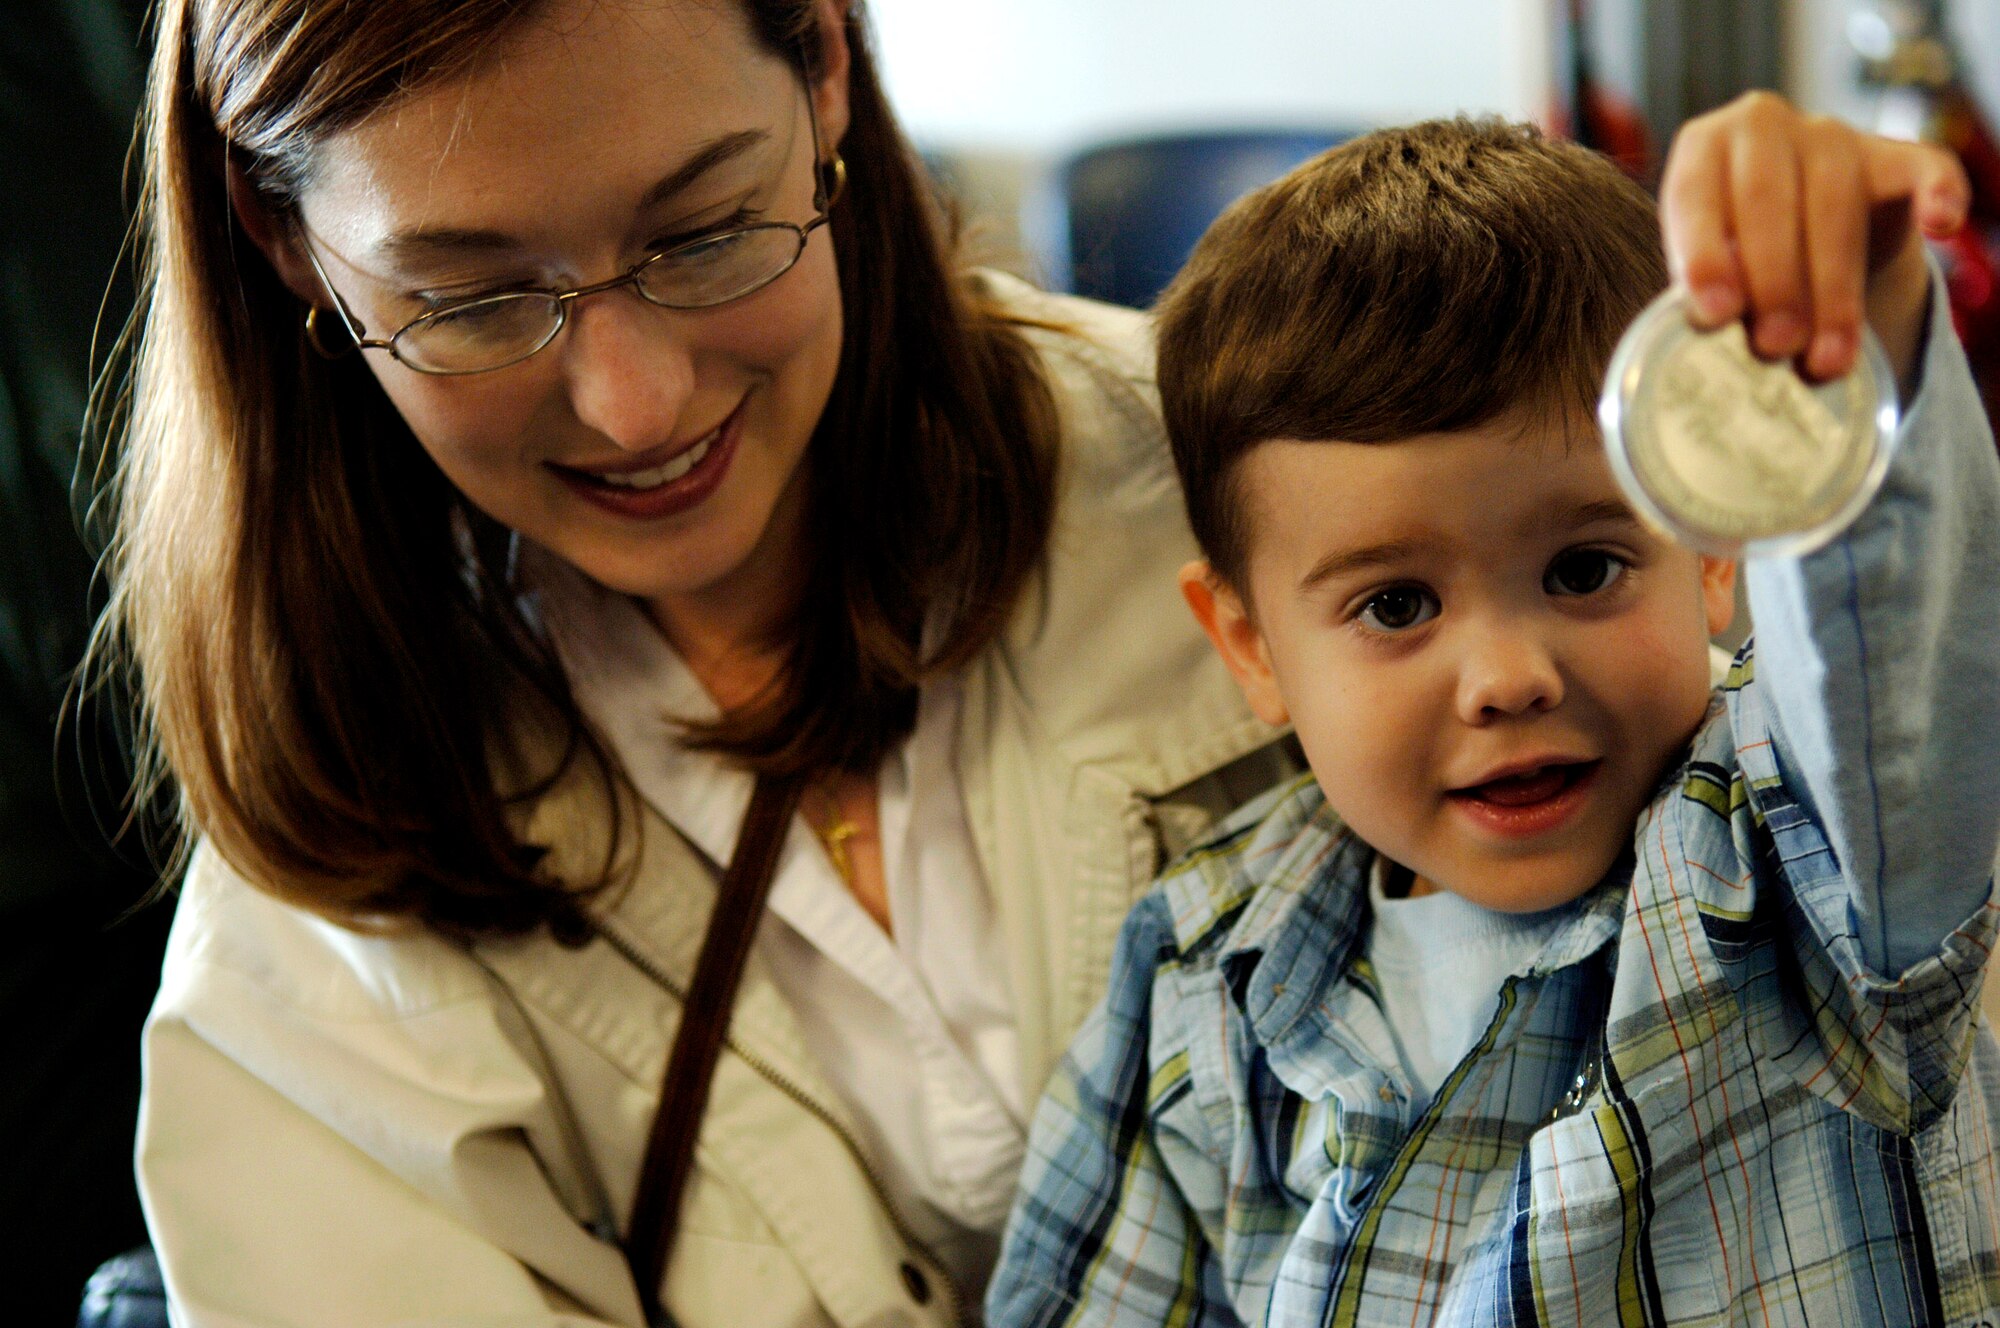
left=1455, top=622, right=1566, bottom=723
left=558, top=294, right=698, bottom=452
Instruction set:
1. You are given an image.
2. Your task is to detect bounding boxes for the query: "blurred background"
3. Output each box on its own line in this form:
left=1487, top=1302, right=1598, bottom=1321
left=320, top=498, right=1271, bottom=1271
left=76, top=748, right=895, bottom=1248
left=10, top=1, right=2000, bottom=1324
left=883, top=0, right=2000, bottom=638
left=874, top=0, right=1999, bottom=339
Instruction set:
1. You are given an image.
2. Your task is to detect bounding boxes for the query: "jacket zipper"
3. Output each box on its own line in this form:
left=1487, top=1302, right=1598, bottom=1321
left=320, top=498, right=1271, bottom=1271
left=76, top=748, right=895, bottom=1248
left=595, top=920, right=974, bottom=1328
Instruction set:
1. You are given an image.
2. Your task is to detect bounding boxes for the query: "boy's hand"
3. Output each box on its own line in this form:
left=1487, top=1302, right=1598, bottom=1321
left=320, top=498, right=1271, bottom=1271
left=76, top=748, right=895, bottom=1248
left=1660, top=91, right=1970, bottom=393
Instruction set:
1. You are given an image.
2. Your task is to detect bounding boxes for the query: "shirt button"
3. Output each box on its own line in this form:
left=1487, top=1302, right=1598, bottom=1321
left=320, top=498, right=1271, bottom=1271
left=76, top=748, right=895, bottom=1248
left=1378, top=1083, right=1396, bottom=1104
left=900, top=1260, right=932, bottom=1305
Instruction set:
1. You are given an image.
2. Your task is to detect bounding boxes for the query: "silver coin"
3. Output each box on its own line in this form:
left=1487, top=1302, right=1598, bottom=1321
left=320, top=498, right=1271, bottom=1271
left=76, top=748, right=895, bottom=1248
left=1599, top=290, right=1899, bottom=557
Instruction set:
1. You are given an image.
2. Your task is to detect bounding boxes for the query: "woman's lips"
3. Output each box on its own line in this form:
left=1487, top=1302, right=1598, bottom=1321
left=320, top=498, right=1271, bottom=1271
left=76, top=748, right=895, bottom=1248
left=551, top=402, right=743, bottom=521
left=1447, top=760, right=1601, bottom=838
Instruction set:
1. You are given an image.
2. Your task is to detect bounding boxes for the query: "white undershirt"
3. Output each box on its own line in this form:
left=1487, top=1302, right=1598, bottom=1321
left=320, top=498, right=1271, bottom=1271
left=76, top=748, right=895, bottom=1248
left=1363, top=856, right=1574, bottom=1104
left=530, top=555, right=1026, bottom=1292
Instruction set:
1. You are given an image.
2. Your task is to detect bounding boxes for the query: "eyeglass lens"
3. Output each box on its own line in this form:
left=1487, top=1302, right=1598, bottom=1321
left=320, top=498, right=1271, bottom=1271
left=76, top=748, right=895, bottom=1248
left=392, top=225, right=809, bottom=373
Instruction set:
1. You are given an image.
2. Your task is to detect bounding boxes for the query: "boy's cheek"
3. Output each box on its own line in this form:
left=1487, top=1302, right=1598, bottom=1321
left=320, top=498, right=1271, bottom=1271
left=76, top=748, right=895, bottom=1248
left=1269, top=640, right=1366, bottom=759
left=1283, top=687, right=1381, bottom=809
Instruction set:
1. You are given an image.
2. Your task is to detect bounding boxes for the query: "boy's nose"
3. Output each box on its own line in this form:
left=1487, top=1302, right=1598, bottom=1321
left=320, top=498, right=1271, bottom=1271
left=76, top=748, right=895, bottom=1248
left=1456, top=627, right=1565, bottom=723
left=559, top=295, right=698, bottom=453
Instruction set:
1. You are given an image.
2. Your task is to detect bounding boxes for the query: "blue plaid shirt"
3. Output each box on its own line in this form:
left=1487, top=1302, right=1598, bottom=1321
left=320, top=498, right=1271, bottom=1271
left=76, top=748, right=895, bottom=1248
left=989, top=289, right=2000, bottom=1327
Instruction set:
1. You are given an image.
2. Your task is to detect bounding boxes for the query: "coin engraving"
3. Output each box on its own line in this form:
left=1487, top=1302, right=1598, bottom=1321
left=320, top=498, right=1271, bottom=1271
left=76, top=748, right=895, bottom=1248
left=1624, top=318, right=1877, bottom=546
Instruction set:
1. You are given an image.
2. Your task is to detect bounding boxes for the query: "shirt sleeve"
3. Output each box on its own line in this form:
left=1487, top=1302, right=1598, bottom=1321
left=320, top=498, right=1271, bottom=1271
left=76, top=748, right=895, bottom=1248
left=1725, top=268, right=2000, bottom=1135
left=1744, top=266, right=2000, bottom=979
left=987, top=895, right=1243, bottom=1328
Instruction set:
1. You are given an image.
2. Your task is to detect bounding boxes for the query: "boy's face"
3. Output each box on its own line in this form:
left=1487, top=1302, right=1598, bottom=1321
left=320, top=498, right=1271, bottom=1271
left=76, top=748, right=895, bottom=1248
left=1184, top=410, right=1737, bottom=913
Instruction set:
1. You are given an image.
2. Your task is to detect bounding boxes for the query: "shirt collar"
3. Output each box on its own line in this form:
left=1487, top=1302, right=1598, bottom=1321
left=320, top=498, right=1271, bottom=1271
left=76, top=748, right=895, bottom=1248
left=516, top=543, right=747, bottom=868
left=1203, top=780, right=1631, bottom=1052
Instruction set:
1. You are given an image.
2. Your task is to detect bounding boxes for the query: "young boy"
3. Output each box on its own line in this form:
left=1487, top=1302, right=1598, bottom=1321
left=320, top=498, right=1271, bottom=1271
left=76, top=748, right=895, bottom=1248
left=989, top=110, right=2000, bottom=1326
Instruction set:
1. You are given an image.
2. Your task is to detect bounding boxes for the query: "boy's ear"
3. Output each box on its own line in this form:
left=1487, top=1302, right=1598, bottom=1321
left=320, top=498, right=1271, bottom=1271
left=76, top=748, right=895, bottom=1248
left=1699, top=556, right=1738, bottom=637
left=227, top=162, right=326, bottom=306
left=1179, top=559, right=1290, bottom=727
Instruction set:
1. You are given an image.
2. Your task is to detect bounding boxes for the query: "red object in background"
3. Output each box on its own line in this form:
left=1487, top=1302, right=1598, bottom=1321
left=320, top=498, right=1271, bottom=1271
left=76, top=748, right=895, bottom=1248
left=1928, top=85, right=2000, bottom=418
left=1860, top=3, right=2000, bottom=421
left=1548, top=0, right=1652, bottom=181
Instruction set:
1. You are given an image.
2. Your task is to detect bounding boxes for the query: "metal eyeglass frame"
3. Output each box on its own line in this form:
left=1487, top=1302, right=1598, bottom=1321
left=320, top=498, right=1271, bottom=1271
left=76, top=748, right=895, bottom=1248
left=300, top=74, right=844, bottom=376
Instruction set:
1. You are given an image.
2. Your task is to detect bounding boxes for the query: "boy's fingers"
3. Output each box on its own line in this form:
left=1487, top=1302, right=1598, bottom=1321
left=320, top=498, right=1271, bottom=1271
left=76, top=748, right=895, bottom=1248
left=1660, top=122, right=1741, bottom=327
left=1726, top=108, right=1810, bottom=360
left=1861, top=137, right=1971, bottom=238
left=1799, top=119, right=1867, bottom=379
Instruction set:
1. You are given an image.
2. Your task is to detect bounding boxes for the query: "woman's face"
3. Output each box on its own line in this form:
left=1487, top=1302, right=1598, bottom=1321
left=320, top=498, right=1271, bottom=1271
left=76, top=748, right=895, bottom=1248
left=276, top=0, right=848, bottom=630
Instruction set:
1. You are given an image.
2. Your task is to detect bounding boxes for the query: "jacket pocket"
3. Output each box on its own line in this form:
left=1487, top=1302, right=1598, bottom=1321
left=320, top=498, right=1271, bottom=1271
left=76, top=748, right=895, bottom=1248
left=666, top=1226, right=833, bottom=1328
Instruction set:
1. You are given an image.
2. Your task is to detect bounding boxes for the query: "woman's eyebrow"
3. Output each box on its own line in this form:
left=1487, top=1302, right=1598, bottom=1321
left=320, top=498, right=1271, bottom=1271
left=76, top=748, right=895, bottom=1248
left=636, top=128, right=771, bottom=210
left=375, top=128, right=772, bottom=262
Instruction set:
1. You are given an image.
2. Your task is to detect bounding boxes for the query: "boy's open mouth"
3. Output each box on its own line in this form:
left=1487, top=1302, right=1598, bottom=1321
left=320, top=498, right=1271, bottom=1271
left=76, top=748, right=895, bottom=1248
left=1450, top=760, right=1600, bottom=807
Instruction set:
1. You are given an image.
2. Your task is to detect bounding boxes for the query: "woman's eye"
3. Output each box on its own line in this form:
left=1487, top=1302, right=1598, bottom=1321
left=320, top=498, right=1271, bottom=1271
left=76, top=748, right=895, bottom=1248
left=655, top=228, right=754, bottom=270
left=1356, top=586, right=1439, bottom=632
left=652, top=210, right=759, bottom=259
left=424, top=300, right=509, bottom=328
left=1545, top=549, right=1626, bottom=597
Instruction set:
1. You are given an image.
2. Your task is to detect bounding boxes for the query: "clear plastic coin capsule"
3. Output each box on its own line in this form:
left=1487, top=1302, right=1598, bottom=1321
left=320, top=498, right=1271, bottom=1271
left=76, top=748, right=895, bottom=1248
left=1598, top=289, right=1900, bottom=559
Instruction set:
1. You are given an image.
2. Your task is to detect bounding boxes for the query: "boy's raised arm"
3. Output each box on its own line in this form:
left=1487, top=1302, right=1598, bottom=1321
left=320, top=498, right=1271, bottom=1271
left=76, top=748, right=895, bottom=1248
left=1662, top=96, right=2000, bottom=978
left=1743, top=277, right=2000, bottom=976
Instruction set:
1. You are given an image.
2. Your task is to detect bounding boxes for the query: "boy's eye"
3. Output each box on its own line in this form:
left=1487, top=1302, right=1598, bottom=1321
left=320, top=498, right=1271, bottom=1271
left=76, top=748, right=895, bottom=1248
left=1545, top=549, right=1627, bottom=597
left=1357, top=586, right=1439, bottom=632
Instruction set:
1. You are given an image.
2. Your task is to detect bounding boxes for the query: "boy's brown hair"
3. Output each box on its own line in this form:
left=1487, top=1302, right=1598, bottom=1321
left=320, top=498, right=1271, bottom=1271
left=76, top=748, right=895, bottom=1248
left=1157, top=117, right=1669, bottom=590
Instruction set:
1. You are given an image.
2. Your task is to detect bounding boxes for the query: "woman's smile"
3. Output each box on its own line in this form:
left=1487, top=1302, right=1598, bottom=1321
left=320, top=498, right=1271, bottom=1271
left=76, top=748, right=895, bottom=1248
left=550, top=397, right=745, bottom=521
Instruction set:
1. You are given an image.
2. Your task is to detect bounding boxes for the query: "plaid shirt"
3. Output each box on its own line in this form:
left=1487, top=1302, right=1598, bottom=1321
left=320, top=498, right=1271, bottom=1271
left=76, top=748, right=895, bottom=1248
left=989, top=293, right=2000, bottom=1328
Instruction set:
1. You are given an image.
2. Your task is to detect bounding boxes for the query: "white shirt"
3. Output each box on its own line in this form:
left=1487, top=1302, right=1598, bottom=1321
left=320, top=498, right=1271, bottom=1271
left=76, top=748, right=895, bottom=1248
left=533, top=555, right=1027, bottom=1292
left=1363, top=856, right=1574, bottom=1103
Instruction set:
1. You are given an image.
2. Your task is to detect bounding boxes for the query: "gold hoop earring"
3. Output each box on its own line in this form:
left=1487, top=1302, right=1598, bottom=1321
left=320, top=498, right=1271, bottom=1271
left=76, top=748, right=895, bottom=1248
left=821, top=154, right=847, bottom=209
left=303, top=306, right=350, bottom=360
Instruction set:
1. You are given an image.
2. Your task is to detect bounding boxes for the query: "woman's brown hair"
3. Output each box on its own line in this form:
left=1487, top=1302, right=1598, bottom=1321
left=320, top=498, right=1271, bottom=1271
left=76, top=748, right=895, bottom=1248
left=94, top=0, right=1059, bottom=939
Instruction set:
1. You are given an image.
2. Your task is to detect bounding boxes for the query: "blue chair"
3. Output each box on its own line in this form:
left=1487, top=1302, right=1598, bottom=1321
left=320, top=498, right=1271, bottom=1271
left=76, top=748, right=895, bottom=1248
left=1045, top=129, right=1358, bottom=309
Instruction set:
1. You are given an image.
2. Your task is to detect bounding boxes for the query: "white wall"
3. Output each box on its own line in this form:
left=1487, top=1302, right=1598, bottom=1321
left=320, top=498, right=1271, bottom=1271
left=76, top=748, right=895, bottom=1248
left=867, top=0, right=2000, bottom=155
left=866, top=0, right=1547, bottom=155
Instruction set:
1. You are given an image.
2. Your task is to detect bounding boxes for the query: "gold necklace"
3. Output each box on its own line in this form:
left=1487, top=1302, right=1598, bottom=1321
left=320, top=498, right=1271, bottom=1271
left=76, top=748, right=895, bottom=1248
left=806, top=785, right=861, bottom=886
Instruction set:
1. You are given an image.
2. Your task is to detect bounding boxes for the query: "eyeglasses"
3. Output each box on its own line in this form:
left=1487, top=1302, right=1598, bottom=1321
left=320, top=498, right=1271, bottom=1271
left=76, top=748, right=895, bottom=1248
left=302, top=85, right=843, bottom=376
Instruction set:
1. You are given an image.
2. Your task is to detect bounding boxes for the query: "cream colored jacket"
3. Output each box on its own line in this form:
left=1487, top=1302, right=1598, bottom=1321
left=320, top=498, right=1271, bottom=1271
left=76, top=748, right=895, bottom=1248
left=136, top=275, right=1292, bottom=1328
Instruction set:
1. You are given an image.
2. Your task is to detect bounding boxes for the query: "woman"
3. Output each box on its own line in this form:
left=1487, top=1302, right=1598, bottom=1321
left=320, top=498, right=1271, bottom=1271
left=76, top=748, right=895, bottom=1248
left=113, top=0, right=1290, bottom=1323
